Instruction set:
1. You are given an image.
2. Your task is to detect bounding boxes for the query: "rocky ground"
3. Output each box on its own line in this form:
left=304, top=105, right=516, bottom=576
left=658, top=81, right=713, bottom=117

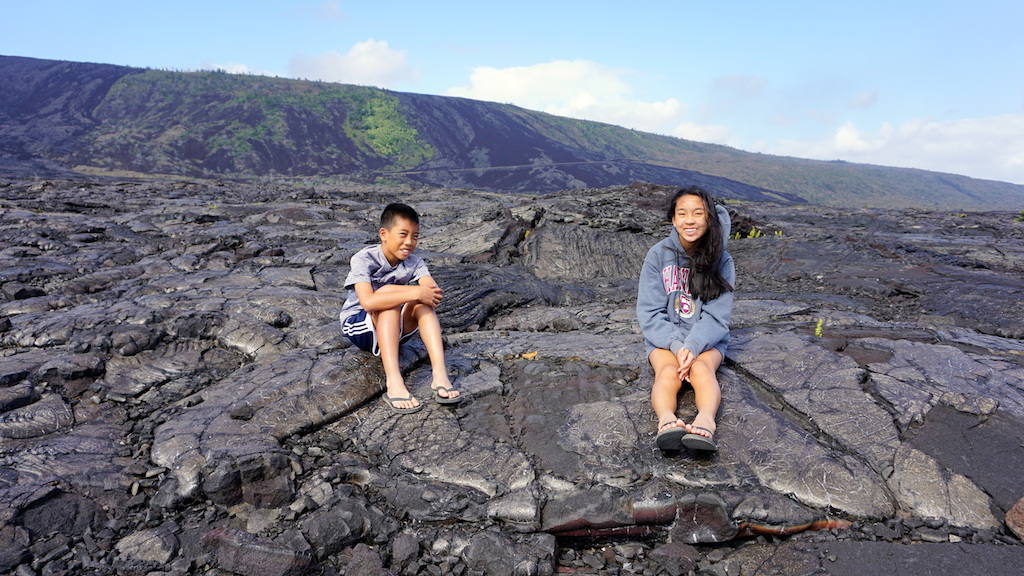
left=1, top=177, right=1023, bottom=576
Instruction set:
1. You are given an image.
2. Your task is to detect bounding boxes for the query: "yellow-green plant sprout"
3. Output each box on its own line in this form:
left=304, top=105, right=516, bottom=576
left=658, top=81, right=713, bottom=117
left=731, top=227, right=778, bottom=239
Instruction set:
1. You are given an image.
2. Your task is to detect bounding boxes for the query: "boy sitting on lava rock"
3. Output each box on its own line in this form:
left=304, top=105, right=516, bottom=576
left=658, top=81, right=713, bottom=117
left=340, top=202, right=461, bottom=413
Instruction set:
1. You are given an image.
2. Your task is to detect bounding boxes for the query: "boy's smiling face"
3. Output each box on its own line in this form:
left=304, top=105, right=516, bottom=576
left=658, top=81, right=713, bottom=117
left=379, top=215, right=419, bottom=266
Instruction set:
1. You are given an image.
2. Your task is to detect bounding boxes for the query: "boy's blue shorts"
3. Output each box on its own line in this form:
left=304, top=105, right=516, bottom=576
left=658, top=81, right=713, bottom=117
left=341, top=307, right=418, bottom=356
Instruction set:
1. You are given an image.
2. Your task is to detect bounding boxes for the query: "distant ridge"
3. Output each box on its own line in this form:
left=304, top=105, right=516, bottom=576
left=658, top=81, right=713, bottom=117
left=2, top=54, right=1023, bottom=210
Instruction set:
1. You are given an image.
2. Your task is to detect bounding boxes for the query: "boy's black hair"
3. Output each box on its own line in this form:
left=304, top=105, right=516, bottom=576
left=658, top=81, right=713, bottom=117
left=380, top=202, right=419, bottom=230
left=666, top=186, right=733, bottom=301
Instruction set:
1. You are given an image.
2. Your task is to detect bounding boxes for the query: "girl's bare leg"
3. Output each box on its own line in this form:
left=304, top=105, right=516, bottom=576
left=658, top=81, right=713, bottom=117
left=649, top=348, right=685, bottom=430
left=684, top=349, right=723, bottom=438
left=375, top=307, right=419, bottom=409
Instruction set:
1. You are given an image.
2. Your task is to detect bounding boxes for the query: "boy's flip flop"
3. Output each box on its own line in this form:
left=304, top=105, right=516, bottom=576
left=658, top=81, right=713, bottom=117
left=681, top=426, right=718, bottom=452
left=655, top=422, right=687, bottom=450
left=432, top=385, right=462, bottom=405
left=383, top=395, right=423, bottom=414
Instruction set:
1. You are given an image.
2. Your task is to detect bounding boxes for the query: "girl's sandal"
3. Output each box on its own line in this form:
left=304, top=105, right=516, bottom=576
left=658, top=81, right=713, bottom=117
left=655, top=420, right=687, bottom=450
left=681, top=426, right=718, bottom=452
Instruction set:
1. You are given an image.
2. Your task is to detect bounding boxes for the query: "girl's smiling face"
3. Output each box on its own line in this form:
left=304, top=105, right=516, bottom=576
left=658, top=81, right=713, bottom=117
left=671, top=193, right=709, bottom=252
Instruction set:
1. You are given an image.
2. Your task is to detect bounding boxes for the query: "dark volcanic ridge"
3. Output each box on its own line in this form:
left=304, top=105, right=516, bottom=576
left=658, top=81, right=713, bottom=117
left=4, top=54, right=1024, bottom=211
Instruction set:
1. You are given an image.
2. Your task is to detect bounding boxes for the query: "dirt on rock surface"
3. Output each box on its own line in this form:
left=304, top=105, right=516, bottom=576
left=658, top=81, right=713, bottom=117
left=1, top=177, right=1022, bottom=575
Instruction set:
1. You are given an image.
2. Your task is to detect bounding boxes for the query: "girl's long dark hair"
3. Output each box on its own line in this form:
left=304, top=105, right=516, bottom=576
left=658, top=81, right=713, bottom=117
left=665, top=186, right=733, bottom=301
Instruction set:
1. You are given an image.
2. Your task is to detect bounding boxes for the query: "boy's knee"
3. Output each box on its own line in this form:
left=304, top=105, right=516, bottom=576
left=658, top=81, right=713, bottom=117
left=375, top=309, right=402, bottom=328
left=412, top=302, right=436, bottom=316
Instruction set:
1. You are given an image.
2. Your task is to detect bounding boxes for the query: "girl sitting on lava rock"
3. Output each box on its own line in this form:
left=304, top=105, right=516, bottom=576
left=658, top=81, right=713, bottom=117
left=636, top=186, right=734, bottom=452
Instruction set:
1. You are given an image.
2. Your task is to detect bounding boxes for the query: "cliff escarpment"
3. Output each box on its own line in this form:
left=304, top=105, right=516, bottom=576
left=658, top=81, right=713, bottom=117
left=4, top=55, right=1024, bottom=210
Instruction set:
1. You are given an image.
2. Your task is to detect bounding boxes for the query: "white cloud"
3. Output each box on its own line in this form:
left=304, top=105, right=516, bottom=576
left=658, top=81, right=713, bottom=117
left=446, top=60, right=689, bottom=135
left=289, top=39, right=419, bottom=88
left=202, top=62, right=257, bottom=75
left=832, top=121, right=884, bottom=153
left=671, top=122, right=735, bottom=145
left=770, top=114, right=1024, bottom=184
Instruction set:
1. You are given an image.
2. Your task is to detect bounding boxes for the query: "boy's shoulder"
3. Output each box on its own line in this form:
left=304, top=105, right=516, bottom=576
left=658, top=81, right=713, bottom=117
left=351, top=244, right=382, bottom=260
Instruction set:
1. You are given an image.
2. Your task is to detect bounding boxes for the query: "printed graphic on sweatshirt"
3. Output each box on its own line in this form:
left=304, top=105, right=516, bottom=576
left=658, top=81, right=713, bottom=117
left=662, top=264, right=695, bottom=319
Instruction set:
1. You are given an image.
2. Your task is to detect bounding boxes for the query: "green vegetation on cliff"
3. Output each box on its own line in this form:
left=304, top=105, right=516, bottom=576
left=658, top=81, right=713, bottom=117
left=350, top=94, right=434, bottom=167
left=84, top=69, right=433, bottom=176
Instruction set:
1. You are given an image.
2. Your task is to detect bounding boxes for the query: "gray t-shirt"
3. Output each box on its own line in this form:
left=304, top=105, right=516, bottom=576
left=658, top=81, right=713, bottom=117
left=339, top=245, right=430, bottom=322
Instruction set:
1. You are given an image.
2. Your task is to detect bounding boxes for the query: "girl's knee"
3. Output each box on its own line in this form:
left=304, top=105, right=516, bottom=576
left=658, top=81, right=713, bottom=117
left=652, top=370, right=682, bottom=392
left=692, top=351, right=723, bottom=375
left=688, top=360, right=720, bottom=386
left=652, top=360, right=677, bottom=379
left=690, top=358, right=712, bottom=377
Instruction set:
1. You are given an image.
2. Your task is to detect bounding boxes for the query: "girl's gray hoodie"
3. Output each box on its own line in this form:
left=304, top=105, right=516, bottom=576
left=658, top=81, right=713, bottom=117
left=636, top=205, right=735, bottom=358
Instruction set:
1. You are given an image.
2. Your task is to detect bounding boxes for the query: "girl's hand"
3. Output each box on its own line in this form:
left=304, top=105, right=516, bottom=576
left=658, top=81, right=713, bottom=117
left=676, top=348, right=695, bottom=380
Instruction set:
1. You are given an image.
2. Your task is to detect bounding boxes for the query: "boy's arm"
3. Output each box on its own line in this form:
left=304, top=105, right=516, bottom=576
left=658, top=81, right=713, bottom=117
left=353, top=281, right=441, bottom=311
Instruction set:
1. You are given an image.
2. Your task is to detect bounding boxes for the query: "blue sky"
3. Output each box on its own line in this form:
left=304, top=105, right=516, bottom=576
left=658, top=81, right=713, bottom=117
left=5, top=1, right=1024, bottom=184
